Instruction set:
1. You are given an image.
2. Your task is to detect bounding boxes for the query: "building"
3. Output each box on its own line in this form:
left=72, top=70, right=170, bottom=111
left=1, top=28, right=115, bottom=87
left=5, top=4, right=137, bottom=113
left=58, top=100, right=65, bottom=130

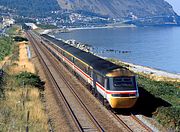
left=24, top=23, right=38, bottom=30
left=2, top=17, right=15, bottom=27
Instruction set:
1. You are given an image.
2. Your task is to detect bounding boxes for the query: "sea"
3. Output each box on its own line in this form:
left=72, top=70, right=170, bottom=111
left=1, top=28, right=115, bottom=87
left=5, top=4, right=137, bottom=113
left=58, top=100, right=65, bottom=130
left=54, top=26, right=180, bottom=74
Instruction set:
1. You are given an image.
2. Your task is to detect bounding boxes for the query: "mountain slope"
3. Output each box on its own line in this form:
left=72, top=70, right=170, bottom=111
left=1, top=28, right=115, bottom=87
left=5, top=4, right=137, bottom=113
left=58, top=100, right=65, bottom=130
left=0, top=0, right=60, bottom=17
left=57, top=0, right=177, bottom=18
left=0, top=0, right=179, bottom=25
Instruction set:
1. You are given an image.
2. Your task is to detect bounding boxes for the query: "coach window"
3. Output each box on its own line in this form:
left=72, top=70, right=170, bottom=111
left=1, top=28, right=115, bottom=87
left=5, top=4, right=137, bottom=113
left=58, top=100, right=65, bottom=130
left=97, top=74, right=104, bottom=87
left=106, top=78, right=110, bottom=90
left=66, top=53, right=72, bottom=62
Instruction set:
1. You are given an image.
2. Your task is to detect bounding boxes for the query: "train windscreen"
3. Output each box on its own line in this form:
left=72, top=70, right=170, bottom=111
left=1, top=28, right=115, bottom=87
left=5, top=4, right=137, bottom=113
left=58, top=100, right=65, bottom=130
left=109, top=76, right=137, bottom=91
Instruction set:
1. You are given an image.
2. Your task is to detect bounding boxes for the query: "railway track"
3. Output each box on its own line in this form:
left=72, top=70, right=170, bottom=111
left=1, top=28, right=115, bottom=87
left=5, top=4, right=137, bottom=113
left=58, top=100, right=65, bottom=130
left=130, top=114, right=153, bottom=132
left=110, top=112, right=153, bottom=132
left=27, top=31, right=153, bottom=132
left=27, top=31, right=104, bottom=132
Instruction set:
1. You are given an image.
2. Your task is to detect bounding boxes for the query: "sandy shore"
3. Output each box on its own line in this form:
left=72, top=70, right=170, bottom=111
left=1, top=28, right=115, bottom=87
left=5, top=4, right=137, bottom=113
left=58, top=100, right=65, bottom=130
left=68, top=24, right=136, bottom=31
left=37, top=24, right=136, bottom=35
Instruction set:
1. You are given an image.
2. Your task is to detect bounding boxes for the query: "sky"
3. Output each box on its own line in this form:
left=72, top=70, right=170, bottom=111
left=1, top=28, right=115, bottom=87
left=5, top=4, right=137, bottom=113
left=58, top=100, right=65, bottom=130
left=165, top=0, right=180, bottom=15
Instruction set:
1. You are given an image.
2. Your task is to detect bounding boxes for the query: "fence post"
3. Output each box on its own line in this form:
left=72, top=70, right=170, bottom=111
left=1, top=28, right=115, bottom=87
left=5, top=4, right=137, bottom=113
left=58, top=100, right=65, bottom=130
left=26, top=111, right=30, bottom=132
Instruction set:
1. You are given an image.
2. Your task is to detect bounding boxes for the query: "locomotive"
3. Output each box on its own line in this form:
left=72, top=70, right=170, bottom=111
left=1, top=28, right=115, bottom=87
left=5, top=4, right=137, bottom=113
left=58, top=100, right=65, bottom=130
left=40, top=34, right=139, bottom=108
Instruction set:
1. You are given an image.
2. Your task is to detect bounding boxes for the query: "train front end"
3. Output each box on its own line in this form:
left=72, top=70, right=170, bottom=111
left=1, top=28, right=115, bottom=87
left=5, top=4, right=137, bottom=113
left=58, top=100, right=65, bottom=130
left=106, top=69, right=139, bottom=108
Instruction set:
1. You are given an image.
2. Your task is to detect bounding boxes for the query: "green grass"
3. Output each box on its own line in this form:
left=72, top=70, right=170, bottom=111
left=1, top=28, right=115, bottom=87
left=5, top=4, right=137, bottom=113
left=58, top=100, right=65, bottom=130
left=155, top=107, right=180, bottom=131
left=0, top=25, right=22, bottom=61
left=0, top=36, right=14, bottom=61
left=138, top=75, right=180, bottom=131
left=138, top=75, right=180, bottom=106
left=6, top=25, right=21, bottom=36
left=37, top=24, right=57, bottom=29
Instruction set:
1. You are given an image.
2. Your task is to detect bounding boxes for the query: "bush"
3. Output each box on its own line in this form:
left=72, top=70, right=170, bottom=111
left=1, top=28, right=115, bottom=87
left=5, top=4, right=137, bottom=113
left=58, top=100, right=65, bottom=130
left=0, top=36, right=14, bottom=61
left=13, top=36, right=28, bottom=42
left=15, top=72, right=44, bottom=90
left=155, top=107, right=180, bottom=131
left=6, top=25, right=20, bottom=36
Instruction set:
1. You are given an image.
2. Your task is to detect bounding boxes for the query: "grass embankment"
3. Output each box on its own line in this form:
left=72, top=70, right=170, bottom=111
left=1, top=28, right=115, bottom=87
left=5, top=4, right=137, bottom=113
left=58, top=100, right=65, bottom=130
left=138, top=76, right=180, bottom=131
left=0, top=26, right=49, bottom=131
left=0, top=25, right=23, bottom=62
left=107, top=58, right=180, bottom=131
left=0, top=37, right=13, bottom=61
left=0, top=72, right=48, bottom=131
left=6, top=25, right=22, bottom=36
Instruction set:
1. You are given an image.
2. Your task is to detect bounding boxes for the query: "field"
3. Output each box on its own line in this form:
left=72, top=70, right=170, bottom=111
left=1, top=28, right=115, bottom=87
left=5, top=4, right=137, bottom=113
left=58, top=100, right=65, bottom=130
left=0, top=71, right=48, bottom=131
left=0, top=26, right=49, bottom=131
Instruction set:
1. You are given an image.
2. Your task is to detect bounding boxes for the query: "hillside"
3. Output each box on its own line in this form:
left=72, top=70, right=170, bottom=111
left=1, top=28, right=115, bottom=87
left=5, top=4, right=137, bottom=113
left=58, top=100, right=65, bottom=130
left=0, top=0, right=60, bottom=17
left=0, top=0, right=179, bottom=26
left=57, top=0, right=177, bottom=18
left=0, top=0, right=177, bottom=19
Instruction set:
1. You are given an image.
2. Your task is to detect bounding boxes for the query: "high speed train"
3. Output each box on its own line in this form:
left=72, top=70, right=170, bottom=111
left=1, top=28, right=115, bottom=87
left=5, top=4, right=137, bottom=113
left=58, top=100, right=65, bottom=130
left=40, top=34, right=139, bottom=108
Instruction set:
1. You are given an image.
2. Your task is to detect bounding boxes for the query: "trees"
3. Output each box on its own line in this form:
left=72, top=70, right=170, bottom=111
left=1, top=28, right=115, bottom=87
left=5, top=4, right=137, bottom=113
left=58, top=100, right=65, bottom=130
left=0, top=0, right=60, bottom=18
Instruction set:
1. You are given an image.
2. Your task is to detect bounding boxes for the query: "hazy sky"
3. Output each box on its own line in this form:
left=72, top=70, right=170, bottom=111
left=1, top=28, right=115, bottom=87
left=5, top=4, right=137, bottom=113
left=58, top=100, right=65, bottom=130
left=165, top=0, right=180, bottom=15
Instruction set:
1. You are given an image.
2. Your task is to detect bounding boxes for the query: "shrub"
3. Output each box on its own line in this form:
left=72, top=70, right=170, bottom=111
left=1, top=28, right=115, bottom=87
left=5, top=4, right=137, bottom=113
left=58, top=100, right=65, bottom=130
left=155, top=107, right=180, bottom=131
left=13, top=36, right=28, bottom=42
left=15, top=72, right=44, bottom=90
left=138, top=75, right=180, bottom=106
left=6, top=25, right=20, bottom=36
left=0, top=36, right=14, bottom=61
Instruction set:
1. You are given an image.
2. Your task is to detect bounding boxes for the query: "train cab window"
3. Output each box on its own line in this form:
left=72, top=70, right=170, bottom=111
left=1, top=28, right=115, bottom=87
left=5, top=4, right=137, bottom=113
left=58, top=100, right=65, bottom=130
left=113, top=77, right=133, bottom=87
left=108, top=77, right=136, bottom=91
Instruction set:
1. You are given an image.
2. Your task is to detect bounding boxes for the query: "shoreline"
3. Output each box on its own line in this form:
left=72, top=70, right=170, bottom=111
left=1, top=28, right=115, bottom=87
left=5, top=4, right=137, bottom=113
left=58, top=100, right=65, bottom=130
left=108, top=58, right=180, bottom=82
left=67, top=24, right=136, bottom=31
left=38, top=24, right=136, bottom=34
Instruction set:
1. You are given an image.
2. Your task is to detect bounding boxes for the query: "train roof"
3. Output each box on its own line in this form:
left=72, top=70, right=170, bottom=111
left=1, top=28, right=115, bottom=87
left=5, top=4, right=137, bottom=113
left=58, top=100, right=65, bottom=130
left=41, top=34, right=132, bottom=76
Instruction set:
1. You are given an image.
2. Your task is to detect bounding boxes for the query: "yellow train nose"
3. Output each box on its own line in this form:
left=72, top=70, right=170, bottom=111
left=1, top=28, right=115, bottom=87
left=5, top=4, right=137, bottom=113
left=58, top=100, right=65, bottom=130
left=110, top=96, right=138, bottom=108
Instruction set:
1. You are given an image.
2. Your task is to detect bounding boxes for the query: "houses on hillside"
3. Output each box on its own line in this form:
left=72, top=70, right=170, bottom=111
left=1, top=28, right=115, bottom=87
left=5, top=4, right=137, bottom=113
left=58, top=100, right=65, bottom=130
left=0, top=16, right=15, bottom=29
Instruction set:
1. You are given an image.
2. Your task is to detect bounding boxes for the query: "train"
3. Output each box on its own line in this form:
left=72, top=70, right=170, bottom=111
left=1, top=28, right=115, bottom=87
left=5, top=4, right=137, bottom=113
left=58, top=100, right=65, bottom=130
left=40, top=34, right=139, bottom=108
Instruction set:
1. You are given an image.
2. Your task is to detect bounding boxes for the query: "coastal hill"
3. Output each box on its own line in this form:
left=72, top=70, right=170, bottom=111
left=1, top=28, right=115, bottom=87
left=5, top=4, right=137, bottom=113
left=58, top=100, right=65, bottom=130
left=0, top=0, right=60, bottom=17
left=57, top=0, right=177, bottom=18
left=0, top=0, right=179, bottom=25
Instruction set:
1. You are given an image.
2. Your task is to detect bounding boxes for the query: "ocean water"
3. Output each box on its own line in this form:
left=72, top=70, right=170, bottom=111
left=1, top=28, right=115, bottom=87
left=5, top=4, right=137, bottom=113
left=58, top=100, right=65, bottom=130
left=54, top=26, right=180, bottom=74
